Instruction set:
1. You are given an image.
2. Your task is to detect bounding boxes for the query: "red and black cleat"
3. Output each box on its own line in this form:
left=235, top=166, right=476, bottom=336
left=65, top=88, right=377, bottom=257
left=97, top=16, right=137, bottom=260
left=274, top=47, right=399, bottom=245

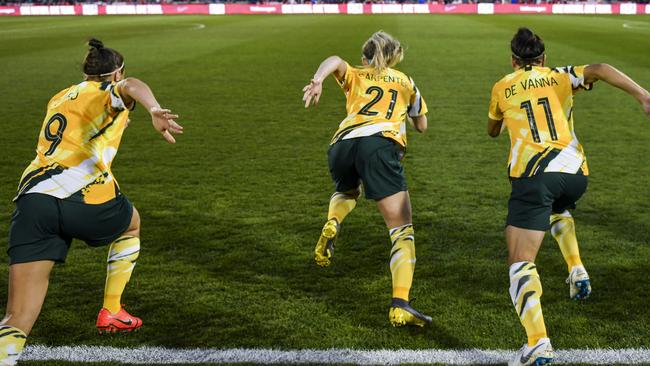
left=96, top=306, right=142, bottom=334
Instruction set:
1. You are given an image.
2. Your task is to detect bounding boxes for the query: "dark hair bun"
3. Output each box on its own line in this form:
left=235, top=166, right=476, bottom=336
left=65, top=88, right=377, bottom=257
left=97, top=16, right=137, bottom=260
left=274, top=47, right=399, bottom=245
left=88, top=38, right=104, bottom=50
left=82, top=38, right=124, bottom=77
left=511, top=27, right=545, bottom=61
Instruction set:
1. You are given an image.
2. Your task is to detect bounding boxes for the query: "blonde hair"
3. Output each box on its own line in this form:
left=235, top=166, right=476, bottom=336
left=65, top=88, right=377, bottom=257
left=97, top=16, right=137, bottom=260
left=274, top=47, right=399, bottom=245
left=362, top=31, right=404, bottom=73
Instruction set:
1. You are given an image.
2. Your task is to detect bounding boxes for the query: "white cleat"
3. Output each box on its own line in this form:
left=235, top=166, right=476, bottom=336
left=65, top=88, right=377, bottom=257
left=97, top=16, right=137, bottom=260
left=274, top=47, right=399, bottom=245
left=509, top=337, right=555, bottom=366
left=567, top=265, right=591, bottom=300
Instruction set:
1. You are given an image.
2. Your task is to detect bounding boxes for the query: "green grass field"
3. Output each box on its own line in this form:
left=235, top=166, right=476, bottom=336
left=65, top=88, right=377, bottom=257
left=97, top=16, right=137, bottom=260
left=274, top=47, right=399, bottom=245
left=1, top=13, right=650, bottom=365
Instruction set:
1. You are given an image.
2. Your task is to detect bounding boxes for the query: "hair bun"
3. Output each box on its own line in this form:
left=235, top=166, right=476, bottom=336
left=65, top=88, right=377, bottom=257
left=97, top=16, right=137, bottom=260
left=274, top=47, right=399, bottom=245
left=88, top=38, right=104, bottom=50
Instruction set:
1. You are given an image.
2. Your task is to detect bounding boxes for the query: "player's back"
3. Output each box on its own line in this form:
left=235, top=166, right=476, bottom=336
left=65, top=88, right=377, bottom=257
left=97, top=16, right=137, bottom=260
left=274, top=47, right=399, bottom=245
left=489, top=65, right=592, bottom=178
left=332, top=65, right=425, bottom=148
left=16, top=80, right=132, bottom=204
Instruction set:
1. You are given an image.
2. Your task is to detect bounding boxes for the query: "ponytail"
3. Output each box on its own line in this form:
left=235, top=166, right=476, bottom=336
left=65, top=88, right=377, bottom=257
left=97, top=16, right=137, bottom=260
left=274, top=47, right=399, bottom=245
left=362, top=31, right=404, bottom=73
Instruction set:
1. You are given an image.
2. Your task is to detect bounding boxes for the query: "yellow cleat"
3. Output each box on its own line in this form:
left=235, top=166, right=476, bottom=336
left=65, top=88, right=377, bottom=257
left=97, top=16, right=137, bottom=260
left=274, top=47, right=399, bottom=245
left=314, top=219, right=339, bottom=267
left=389, top=298, right=432, bottom=327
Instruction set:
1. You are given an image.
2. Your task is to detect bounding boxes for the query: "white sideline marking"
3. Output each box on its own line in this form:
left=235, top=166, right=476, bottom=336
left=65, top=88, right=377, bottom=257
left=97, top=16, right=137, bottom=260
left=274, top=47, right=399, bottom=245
left=20, top=346, right=650, bottom=364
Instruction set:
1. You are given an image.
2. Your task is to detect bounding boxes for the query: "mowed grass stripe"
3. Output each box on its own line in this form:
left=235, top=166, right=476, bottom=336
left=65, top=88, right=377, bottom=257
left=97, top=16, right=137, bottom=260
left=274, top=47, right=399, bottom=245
left=21, top=345, right=650, bottom=365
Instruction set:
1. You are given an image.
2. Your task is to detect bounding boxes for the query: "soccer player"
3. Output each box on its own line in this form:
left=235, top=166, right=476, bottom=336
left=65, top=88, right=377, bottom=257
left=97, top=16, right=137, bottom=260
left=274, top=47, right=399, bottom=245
left=487, top=28, right=650, bottom=366
left=0, top=38, right=182, bottom=365
left=303, top=31, right=431, bottom=327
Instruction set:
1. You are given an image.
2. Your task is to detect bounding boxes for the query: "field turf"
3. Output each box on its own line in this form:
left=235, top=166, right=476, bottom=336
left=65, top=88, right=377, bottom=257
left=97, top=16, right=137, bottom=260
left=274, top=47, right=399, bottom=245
left=1, top=13, right=649, bottom=365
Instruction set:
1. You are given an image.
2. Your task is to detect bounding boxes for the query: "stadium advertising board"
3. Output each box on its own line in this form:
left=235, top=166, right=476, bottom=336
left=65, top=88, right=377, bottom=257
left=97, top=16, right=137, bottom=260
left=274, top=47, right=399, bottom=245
left=0, top=3, right=648, bottom=15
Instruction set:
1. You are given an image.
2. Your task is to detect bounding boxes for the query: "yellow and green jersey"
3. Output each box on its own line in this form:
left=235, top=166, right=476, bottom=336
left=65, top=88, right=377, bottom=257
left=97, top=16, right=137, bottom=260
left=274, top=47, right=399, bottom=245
left=488, top=65, right=593, bottom=178
left=15, top=80, right=134, bottom=204
left=331, top=63, right=428, bottom=148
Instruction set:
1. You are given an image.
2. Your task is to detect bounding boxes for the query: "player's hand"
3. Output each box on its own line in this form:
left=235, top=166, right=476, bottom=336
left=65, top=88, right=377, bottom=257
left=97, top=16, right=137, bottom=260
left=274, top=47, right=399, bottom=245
left=150, top=106, right=183, bottom=144
left=302, top=79, right=323, bottom=108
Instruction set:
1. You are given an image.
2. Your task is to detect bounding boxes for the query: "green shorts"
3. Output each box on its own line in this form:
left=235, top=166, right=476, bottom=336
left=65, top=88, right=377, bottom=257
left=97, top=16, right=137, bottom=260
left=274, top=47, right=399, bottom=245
left=8, top=193, right=134, bottom=265
left=328, top=136, right=407, bottom=200
left=507, top=172, right=588, bottom=231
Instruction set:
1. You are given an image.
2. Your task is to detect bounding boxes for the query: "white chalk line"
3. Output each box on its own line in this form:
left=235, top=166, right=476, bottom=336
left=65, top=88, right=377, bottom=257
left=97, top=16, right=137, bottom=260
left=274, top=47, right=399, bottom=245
left=20, top=346, right=650, bottom=364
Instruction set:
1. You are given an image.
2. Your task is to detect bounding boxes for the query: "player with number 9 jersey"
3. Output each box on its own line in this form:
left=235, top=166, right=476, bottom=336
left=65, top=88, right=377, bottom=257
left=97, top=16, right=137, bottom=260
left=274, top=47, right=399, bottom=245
left=1, top=38, right=183, bottom=366
left=16, top=78, right=133, bottom=204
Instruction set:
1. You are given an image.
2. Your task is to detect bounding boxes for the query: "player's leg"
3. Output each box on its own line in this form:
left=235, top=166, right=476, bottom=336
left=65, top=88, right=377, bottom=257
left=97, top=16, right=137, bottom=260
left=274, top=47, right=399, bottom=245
left=550, top=210, right=582, bottom=272
left=59, top=195, right=142, bottom=333
left=97, top=206, right=141, bottom=333
left=0, top=261, right=54, bottom=366
left=2, top=194, right=67, bottom=366
left=376, top=191, right=430, bottom=327
left=506, top=176, right=555, bottom=366
left=549, top=175, right=590, bottom=300
left=358, top=136, right=430, bottom=327
left=102, top=207, right=140, bottom=311
left=314, top=189, right=360, bottom=267
left=315, top=140, right=361, bottom=267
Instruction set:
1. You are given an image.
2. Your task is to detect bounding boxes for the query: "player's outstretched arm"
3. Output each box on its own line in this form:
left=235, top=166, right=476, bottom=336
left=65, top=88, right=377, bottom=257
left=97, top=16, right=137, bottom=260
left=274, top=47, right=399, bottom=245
left=302, top=56, right=348, bottom=108
left=584, top=64, right=650, bottom=118
left=118, top=78, right=184, bottom=144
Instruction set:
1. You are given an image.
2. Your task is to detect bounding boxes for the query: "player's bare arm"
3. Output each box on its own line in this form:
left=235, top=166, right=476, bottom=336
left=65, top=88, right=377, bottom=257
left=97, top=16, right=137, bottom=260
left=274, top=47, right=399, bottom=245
left=487, top=118, right=503, bottom=137
left=303, top=56, right=348, bottom=108
left=118, top=78, right=184, bottom=144
left=409, top=115, right=428, bottom=133
left=583, top=64, right=650, bottom=117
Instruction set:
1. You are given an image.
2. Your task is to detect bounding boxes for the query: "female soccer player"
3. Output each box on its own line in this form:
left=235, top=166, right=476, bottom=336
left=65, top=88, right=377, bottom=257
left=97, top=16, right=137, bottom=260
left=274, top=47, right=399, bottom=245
left=303, top=31, right=431, bottom=327
left=487, top=28, right=650, bottom=366
left=0, top=38, right=182, bottom=365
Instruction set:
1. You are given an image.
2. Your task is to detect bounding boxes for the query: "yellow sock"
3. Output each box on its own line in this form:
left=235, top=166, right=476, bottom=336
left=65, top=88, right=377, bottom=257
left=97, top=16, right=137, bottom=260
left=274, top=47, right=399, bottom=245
left=550, top=211, right=583, bottom=273
left=327, top=192, right=358, bottom=224
left=389, top=224, right=416, bottom=301
left=103, top=236, right=140, bottom=314
left=509, top=262, right=547, bottom=346
left=0, top=325, right=26, bottom=366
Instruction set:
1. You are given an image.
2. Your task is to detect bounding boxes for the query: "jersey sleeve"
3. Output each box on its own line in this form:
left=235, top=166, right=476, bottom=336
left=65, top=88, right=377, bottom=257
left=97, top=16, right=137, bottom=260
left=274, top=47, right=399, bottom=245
left=488, top=83, right=503, bottom=121
left=334, top=62, right=354, bottom=93
left=110, top=81, right=136, bottom=112
left=407, top=77, right=427, bottom=117
left=553, top=65, right=593, bottom=94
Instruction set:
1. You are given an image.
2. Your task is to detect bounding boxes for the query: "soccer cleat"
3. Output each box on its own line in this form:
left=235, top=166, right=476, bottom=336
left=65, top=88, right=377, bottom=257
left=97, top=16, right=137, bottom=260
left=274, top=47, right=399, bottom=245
left=566, top=265, right=591, bottom=300
left=389, top=298, right=432, bottom=327
left=314, top=219, right=339, bottom=267
left=509, top=337, right=554, bottom=366
left=96, top=306, right=142, bottom=334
